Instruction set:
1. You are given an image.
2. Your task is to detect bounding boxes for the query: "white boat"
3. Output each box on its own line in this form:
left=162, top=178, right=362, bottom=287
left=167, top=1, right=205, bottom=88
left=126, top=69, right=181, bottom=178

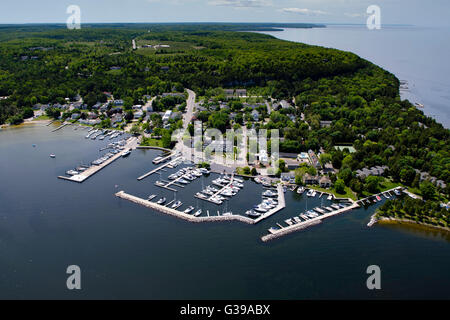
left=152, top=156, right=163, bottom=164
left=196, top=192, right=208, bottom=199
left=157, top=197, right=166, bottom=205
left=297, top=187, right=305, bottom=194
left=50, top=154, right=56, bottom=158
left=148, top=195, right=157, bottom=201
left=262, top=190, right=277, bottom=197
left=184, top=206, right=195, bottom=214
left=245, top=210, right=261, bottom=217
left=172, top=201, right=182, bottom=209
left=254, top=204, right=269, bottom=213
left=306, top=190, right=314, bottom=197
left=194, top=209, right=202, bottom=217
left=327, top=194, right=333, bottom=200
left=66, top=170, right=79, bottom=176
left=122, top=149, right=131, bottom=157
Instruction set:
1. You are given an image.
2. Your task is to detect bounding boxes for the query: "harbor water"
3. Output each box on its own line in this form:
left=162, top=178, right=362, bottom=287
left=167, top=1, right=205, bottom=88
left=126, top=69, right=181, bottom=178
left=0, top=123, right=449, bottom=299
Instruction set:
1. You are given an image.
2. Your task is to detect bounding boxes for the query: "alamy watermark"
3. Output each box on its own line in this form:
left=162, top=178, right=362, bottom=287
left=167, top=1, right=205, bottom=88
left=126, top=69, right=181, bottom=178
left=171, top=122, right=280, bottom=174
left=366, top=265, right=381, bottom=290
left=367, top=5, right=381, bottom=30
left=66, top=265, right=81, bottom=290
left=66, top=5, right=81, bottom=30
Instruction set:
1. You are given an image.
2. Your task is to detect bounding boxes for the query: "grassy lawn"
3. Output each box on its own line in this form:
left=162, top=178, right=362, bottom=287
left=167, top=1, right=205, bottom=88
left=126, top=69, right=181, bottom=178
left=33, top=115, right=51, bottom=121
left=140, top=137, right=163, bottom=148
left=309, top=185, right=357, bottom=201
left=379, top=178, right=402, bottom=192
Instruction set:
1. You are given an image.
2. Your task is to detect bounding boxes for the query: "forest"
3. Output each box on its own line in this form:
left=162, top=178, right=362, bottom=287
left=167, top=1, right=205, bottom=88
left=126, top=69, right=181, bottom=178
left=0, top=24, right=448, bottom=215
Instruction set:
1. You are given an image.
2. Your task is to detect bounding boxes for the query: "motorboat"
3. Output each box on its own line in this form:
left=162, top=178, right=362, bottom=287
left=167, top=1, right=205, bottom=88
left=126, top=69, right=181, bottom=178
left=196, top=192, right=208, bottom=199
left=172, top=201, right=182, bottom=209
left=66, top=170, right=79, bottom=176
left=156, top=197, right=166, bottom=205
left=122, top=149, right=131, bottom=157
left=50, top=154, right=56, bottom=158
left=262, top=190, right=277, bottom=197
left=194, top=209, right=202, bottom=217
left=245, top=210, right=261, bottom=217
left=184, top=206, right=195, bottom=214
left=148, top=195, right=157, bottom=201
left=327, top=194, right=333, bottom=200
left=297, top=187, right=305, bottom=194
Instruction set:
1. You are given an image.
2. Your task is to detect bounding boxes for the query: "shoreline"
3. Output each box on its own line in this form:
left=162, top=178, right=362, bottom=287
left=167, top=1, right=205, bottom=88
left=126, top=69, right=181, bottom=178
left=372, top=216, right=450, bottom=233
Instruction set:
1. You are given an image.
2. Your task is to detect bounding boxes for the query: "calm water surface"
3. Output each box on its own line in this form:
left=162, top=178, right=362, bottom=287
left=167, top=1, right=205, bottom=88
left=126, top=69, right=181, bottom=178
left=262, top=25, right=450, bottom=128
left=0, top=123, right=449, bottom=299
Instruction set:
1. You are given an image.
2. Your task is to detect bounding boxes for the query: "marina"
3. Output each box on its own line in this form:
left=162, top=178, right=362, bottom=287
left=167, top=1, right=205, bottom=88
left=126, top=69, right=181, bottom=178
left=58, top=137, right=138, bottom=183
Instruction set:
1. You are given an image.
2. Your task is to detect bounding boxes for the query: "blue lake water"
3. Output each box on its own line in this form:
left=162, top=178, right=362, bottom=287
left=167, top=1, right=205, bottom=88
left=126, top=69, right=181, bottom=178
left=261, top=25, right=450, bottom=128
left=0, top=123, right=449, bottom=299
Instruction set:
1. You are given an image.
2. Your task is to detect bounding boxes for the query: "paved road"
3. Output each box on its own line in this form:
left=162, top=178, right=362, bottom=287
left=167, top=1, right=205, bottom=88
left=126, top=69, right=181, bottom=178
left=183, top=89, right=196, bottom=130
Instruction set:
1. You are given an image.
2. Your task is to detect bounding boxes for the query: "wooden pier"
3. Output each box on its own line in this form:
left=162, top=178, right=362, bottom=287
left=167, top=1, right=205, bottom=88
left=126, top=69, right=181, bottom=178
left=51, top=122, right=71, bottom=132
left=195, top=175, right=236, bottom=205
left=58, top=137, right=137, bottom=183
left=261, top=199, right=360, bottom=242
left=137, top=156, right=182, bottom=181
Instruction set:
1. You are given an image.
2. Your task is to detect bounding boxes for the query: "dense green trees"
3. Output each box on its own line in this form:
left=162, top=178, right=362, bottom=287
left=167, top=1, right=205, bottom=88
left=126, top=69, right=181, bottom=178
left=377, top=197, right=449, bottom=229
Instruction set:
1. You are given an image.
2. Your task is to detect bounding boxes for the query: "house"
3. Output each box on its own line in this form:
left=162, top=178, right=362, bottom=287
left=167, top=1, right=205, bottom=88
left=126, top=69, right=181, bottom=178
left=320, top=121, right=333, bottom=128
left=280, top=100, right=291, bottom=109
left=71, top=113, right=80, bottom=120
left=303, top=174, right=319, bottom=185
left=319, top=176, right=332, bottom=188
left=235, top=89, right=247, bottom=97
left=162, top=110, right=172, bottom=122
left=258, top=150, right=269, bottom=163
left=323, top=163, right=335, bottom=174
left=113, top=100, right=124, bottom=106
left=281, top=172, right=295, bottom=183
left=308, top=150, right=321, bottom=170
left=224, top=89, right=235, bottom=97
left=79, top=119, right=100, bottom=125
left=134, top=111, right=143, bottom=119
left=297, top=152, right=310, bottom=164
left=111, top=114, right=123, bottom=124
left=283, top=159, right=301, bottom=170
left=87, top=112, right=98, bottom=119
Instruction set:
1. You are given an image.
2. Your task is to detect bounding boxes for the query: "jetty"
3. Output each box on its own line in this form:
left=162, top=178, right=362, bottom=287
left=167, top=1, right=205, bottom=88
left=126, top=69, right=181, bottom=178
left=115, top=191, right=255, bottom=225
left=262, top=200, right=360, bottom=242
left=58, top=137, right=138, bottom=183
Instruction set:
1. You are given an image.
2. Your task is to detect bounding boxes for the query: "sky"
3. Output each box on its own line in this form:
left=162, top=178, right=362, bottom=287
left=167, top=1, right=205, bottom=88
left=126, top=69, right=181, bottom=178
left=1, top=0, right=449, bottom=27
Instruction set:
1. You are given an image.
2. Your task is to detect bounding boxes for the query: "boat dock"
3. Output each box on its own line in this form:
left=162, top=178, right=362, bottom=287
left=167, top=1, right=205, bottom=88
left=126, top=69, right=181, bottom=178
left=195, top=175, right=236, bottom=205
left=115, top=191, right=255, bottom=224
left=51, top=122, right=71, bottom=132
left=253, top=184, right=286, bottom=223
left=58, top=137, right=138, bottom=183
left=153, top=153, right=175, bottom=165
left=261, top=200, right=360, bottom=242
left=137, top=155, right=182, bottom=181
